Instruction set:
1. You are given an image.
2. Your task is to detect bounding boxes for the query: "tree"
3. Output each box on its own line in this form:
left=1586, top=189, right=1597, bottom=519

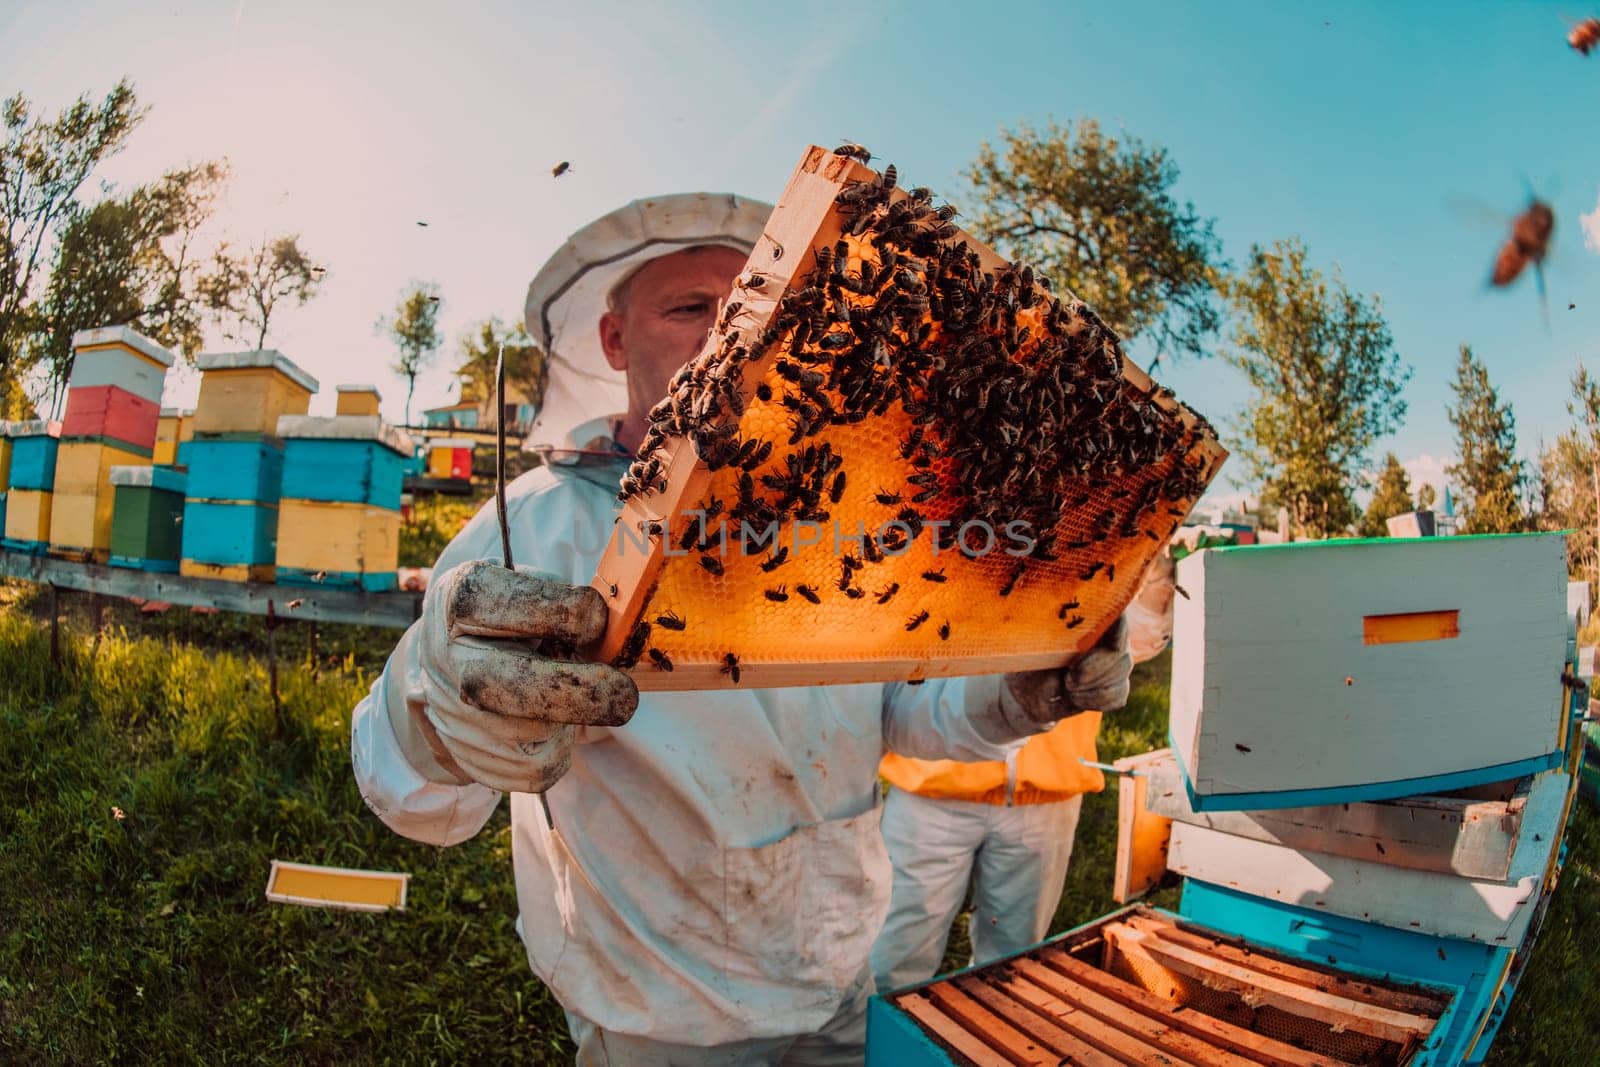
left=34, top=160, right=228, bottom=414
left=1446, top=345, right=1527, bottom=534
left=1416, top=483, right=1438, bottom=511
left=1360, top=453, right=1414, bottom=537
left=201, top=234, right=324, bottom=350
left=455, top=316, right=548, bottom=426
left=1, top=79, right=145, bottom=403
left=1539, top=364, right=1600, bottom=585
left=1222, top=238, right=1410, bottom=540
left=964, top=118, right=1225, bottom=367
left=379, top=282, right=441, bottom=425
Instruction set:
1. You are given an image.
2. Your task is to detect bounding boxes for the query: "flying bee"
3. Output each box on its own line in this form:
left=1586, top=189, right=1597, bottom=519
left=905, top=610, right=930, bottom=631
left=647, top=648, right=674, bottom=671
left=551, top=161, right=571, bottom=177
left=655, top=611, right=687, bottom=631
left=721, top=652, right=741, bottom=683
left=1489, top=198, right=1555, bottom=315
left=1570, top=16, right=1600, bottom=54
left=699, top=554, right=724, bottom=576
left=764, top=585, right=790, bottom=602
left=796, top=584, right=821, bottom=604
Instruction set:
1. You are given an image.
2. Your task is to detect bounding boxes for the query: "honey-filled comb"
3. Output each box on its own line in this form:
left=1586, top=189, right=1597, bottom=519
left=591, top=146, right=1225, bottom=690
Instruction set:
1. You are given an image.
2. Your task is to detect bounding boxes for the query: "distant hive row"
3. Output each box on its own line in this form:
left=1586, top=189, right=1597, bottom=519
left=0, top=327, right=418, bottom=590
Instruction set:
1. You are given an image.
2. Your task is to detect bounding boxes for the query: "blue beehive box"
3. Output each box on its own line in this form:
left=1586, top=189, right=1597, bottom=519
left=180, top=500, right=277, bottom=566
left=183, top=438, right=284, bottom=503
left=8, top=420, right=62, bottom=491
left=275, top=415, right=414, bottom=508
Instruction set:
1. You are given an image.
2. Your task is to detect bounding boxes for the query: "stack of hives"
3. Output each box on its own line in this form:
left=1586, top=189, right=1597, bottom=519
left=2, top=421, right=61, bottom=553
left=48, top=327, right=174, bottom=561
left=0, top=422, right=12, bottom=535
left=108, top=465, right=188, bottom=573
left=424, top=437, right=474, bottom=482
left=1119, top=533, right=1579, bottom=1065
left=274, top=386, right=413, bottom=591
left=592, top=146, right=1222, bottom=690
left=180, top=350, right=317, bottom=582
left=153, top=407, right=194, bottom=467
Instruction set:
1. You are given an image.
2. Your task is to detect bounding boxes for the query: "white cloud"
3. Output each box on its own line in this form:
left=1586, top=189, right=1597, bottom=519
left=1584, top=187, right=1600, bottom=254
left=1400, top=453, right=1452, bottom=498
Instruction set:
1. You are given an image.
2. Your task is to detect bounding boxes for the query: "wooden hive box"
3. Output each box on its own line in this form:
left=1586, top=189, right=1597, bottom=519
left=0, top=420, right=13, bottom=492
left=3, top=489, right=52, bottom=552
left=49, top=438, right=153, bottom=559
left=6, top=420, right=61, bottom=492
left=191, top=349, right=318, bottom=437
left=335, top=384, right=382, bottom=417
left=67, top=326, right=174, bottom=405
left=154, top=407, right=193, bottom=466
left=179, top=499, right=278, bottom=582
left=1170, top=534, right=1570, bottom=811
left=425, top=438, right=474, bottom=480
left=60, top=385, right=160, bottom=451
left=109, top=464, right=187, bottom=573
left=591, top=146, right=1222, bottom=690
left=275, top=500, right=401, bottom=591
left=276, top=415, right=413, bottom=508
left=184, top=438, right=285, bottom=503
left=867, top=904, right=1456, bottom=1066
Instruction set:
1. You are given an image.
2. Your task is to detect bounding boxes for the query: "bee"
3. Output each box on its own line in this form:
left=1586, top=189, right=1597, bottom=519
left=764, top=585, right=790, bottom=602
left=756, top=382, right=773, bottom=402
left=613, top=621, right=651, bottom=669
left=833, top=141, right=873, bottom=163
left=1570, top=16, right=1600, bottom=54
left=999, top=563, right=1025, bottom=597
left=721, top=652, right=741, bottom=683
left=552, top=161, right=571, bottom=177
left=1056, top=600, right=1079, bottom=619
left=830, top=471, right=847, bottom=504
left=876, top=583, right=900, bottom=604
left=1082, top=562, right=1104, bottom=580
left=699, top=555, right=724, bottom=576
left=921, top=569, right=947, bottom=583
left=1065, top=615, right=1085, bottom=629
left=845, top=587, right=866, bottom=599
left=655, top=611, right=687, bottom=631
left=760, top=548, right=790, bottom=573
left=1106, top=563, right=1116, bottom=582
left=1490, top=199, right=1555, bottom=309
left=678, top=523, right=701, bottom=552
left=875, top=488, right=902, bottom=505
left=648, top=648, right=674, bottom=672
left=937, top=620, right=950, bottom=640
left=905, top=610, right=930, bottom=631
left=796, top=584, right=821, bottom=604
left=740, top=272, right=768, bottom=290
left=881, top=163, right=898, bottom=191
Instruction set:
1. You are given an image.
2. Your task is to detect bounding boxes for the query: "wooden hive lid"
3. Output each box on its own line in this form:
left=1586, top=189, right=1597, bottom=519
left=9, top=420, right=62, bottom=439
left=110, top=464, right=187, bottom=493
left=71, top=325, right=177, bottom=367
left=590, top=146, right=1225, bottom=691
left=194, top=349, right=320, bottom=393
left=275, top=414, right=414, bottom=456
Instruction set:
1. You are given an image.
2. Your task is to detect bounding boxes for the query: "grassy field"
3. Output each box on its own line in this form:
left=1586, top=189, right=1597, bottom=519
left=1, top=579, right=1596, bottom=1062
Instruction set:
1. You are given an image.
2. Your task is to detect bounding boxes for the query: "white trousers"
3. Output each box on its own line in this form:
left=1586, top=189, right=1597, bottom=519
left=869, top=785, right=1083, bottom=993
left=564, top=965, right=872, bottom=1066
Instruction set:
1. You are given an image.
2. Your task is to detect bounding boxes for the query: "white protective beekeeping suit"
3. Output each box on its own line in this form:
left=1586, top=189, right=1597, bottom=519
left=350, top=192, right=1129, bottom=1064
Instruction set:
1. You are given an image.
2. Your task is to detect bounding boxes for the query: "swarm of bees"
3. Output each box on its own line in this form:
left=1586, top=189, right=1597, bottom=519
left=608, top=146, right=1218, bottom=680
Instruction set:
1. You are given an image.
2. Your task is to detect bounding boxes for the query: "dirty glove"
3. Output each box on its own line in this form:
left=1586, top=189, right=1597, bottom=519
left=1000, top=615, right=1133, bottom=729
left=394, top=559, right=639, bottom=793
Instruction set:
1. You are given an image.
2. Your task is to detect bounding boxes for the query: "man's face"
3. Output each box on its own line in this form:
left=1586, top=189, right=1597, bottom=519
left=598, top=245, right=747, bottom=450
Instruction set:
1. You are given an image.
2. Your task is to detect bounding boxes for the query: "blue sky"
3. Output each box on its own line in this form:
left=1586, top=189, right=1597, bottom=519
left=4, top=0, right=1599, bottom=503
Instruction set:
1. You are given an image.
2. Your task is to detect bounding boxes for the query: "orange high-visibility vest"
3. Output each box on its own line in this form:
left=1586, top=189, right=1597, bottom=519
left=879, top=711, right=1104, bottom=806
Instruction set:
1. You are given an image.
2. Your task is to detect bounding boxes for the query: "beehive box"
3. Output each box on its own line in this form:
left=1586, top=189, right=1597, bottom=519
left=154, top=407, right=193, bottom=466
left=67, top=325, right=173, bottom=404
left=3, top=489, right=53, bottom=552
left=1170, top=534, right=1569, bottom=811
left=335, top=384, right=382, bottom=417
left=109, top=465, right=187, bottom=572
left=60, top=386, right=161, bottom=450
left=49, top=438, right=153, bottom=559
left=592, top=146, right=1223, bottom=690
left=868, top=905, right=1455, bottom=1066
left=184, top=438, right=285, bottom=503
left=275, top=500, right=400, bottom=591
left=7, top=421, right=61, bottom=491
left=276, top=415, right=413, bottom=507
left=179, top=500, right=278, bottom=582
left=425, top=438, right=474, bottom=480
left=191, top=349, right=317, bottom=436
left=0, top=420, right=14, bottom=491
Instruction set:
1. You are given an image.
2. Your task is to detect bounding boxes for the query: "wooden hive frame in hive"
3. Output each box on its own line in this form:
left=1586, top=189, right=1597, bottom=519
left=592, top=146, right=1226, bottom=690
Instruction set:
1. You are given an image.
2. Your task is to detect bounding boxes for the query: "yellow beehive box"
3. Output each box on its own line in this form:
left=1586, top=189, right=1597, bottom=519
left=154, top=407, right=193, bottom=465
left=276, top=499, right=400, bottom=588
left=53, top=439, right=150, bottom=495
left=179, top=559, right=276, bottom=583
left=192, top=350, right=319, bottom=436
left=0, top=420, right=13, bottom=490
left=4, top=488, right=53, bottom=545
left=335, top=384, right=382, bottom=417
left=50, top=439, right=152, bottom=556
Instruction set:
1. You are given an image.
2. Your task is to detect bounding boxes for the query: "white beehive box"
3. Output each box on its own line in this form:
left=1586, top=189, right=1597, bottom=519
left=1171, top=533, right=1570, bottom=811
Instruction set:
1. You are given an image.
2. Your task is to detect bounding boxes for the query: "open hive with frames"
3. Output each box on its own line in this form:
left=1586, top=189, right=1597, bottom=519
left=592, top=145, right=1226, bottom=690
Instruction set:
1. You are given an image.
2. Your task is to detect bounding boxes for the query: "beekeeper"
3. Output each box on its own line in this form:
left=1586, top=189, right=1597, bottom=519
left=871, top=554, right=1177, bottom=992
left=351, top=192, right=1134, bottom=1065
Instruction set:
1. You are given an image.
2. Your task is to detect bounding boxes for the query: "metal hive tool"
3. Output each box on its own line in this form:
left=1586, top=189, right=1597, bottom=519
left=592, top=146, right=1226, bottom=690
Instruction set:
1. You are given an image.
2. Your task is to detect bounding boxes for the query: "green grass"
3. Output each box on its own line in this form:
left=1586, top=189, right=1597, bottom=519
left=1, top=604, right=1594, bottom=1062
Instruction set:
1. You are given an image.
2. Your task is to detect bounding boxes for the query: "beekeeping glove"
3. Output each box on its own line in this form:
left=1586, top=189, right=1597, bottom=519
left=394, top=559, right=639, bottom=793
left=1000, top=615, right=1132, bottom=728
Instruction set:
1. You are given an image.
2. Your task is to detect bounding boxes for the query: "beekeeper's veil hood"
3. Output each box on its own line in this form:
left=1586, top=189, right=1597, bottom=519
left=524, top=192, right=773, bottom=452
